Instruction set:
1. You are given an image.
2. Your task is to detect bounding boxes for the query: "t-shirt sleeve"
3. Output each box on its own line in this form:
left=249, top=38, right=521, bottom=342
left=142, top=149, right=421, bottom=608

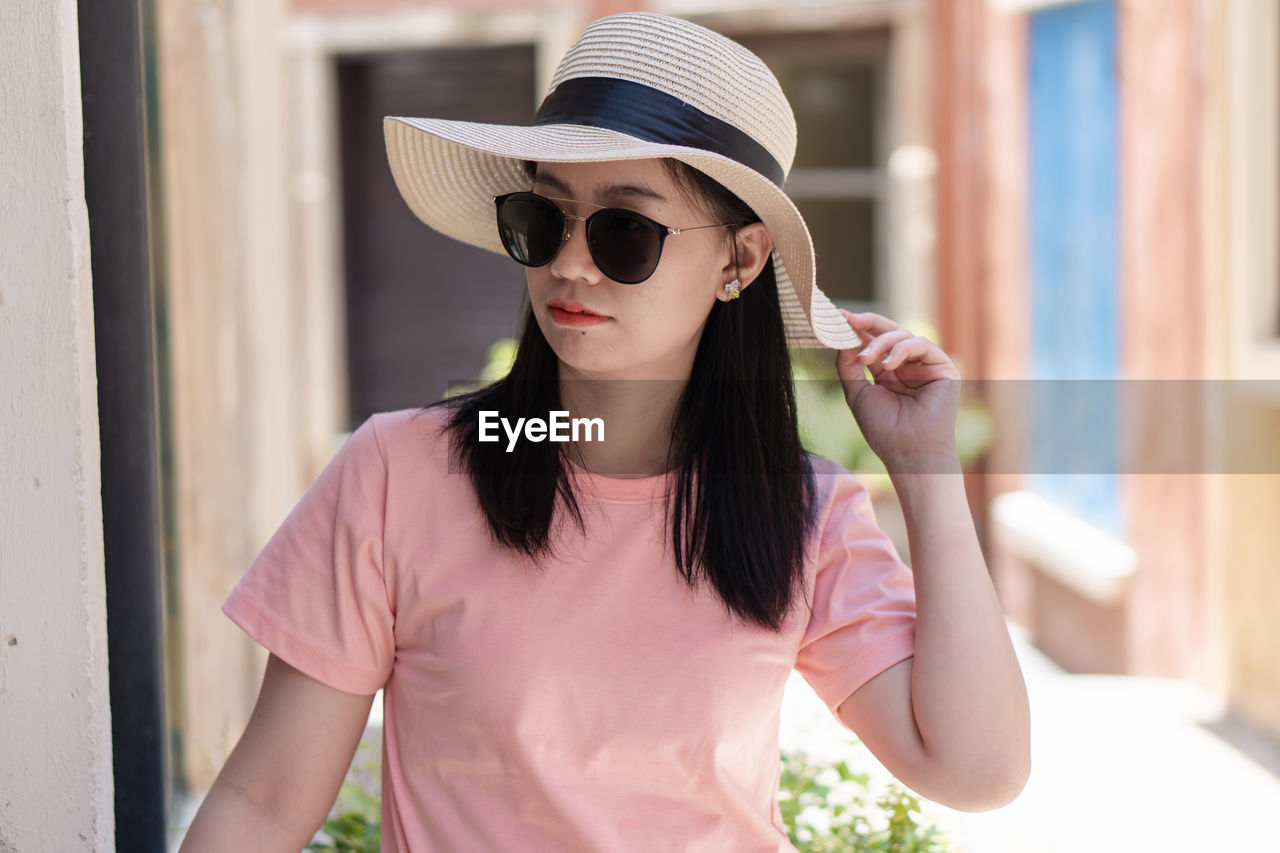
left=795, top=467, right=917, bottom=714
left=222, top=415, right=394, bottom=695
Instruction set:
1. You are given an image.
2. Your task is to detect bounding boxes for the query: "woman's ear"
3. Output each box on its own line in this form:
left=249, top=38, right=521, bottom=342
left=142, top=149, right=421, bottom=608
left=717, top=222, right=773, bottom=301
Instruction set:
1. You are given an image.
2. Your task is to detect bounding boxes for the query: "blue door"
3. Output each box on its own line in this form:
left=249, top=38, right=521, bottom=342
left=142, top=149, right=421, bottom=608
left=1027, top=0, right=1122, bottom=535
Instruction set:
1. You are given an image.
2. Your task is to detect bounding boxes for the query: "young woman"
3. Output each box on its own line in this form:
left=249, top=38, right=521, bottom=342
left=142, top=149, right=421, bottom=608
left=181, top=13, right=1029, bottom=852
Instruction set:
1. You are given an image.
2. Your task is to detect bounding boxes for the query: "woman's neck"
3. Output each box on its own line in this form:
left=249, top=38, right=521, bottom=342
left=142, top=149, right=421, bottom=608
left=557, top=369, right=687, bottom=478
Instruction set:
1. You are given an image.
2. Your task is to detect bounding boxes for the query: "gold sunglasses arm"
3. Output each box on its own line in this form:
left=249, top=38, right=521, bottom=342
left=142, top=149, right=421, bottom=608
left=668, top=223, right=736, bottom=236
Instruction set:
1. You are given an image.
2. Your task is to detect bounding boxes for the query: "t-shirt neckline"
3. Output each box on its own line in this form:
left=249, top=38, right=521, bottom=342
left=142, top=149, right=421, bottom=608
left=564, top=455, right=672, bottom=504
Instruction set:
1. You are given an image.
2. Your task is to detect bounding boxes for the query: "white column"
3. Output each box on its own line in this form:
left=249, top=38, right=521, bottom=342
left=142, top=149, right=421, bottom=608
left=0, top=2, right=114, bottom=851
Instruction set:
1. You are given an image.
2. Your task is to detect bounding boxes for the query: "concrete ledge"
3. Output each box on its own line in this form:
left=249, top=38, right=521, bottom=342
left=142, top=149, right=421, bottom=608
left=992, top=490, right=1136, bottom=605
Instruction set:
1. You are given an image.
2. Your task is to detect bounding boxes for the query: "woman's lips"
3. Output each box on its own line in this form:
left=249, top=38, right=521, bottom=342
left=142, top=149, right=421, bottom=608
left=548, top=302, right=610, bottom=327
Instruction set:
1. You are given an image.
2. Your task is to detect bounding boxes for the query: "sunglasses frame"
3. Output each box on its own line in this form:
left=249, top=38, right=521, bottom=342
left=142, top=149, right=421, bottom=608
left=493, top=191, right=736, bottom=284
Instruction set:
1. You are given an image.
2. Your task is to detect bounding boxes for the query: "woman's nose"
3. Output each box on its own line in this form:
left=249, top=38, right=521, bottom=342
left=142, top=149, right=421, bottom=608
left=549, top=216, right=602, bottom=284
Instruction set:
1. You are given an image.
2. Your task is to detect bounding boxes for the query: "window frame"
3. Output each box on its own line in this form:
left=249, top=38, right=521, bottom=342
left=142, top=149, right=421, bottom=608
left=741, top=28, right=892, bottom=312
left=684, top=1, right=936, bottom=323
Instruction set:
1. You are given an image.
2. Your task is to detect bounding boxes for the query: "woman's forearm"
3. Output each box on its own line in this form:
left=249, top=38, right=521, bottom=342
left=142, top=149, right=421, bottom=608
left=179, top=777, right=316, bottom=853
left=889, top=459, right=1031, bottom=805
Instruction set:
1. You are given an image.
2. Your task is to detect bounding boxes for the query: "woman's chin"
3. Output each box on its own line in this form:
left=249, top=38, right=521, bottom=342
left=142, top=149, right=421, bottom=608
left=543, top=334, right=627, bottom=380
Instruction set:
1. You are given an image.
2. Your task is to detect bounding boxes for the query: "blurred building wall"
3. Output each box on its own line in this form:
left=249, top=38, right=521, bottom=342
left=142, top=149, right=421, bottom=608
left=0, top=2, right=114, bottom=849
left=156, top=0, right=306, bottom=790
left=937, top=0, right=1280, bottom=740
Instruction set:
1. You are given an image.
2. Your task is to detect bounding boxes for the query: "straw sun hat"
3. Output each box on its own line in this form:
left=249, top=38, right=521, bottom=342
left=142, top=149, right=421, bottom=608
left=383, top=12, right=859, bottom=349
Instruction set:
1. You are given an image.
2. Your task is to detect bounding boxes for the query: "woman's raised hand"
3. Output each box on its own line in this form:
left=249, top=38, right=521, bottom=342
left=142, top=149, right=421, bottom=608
left=833, top=310, right=962, bottom=474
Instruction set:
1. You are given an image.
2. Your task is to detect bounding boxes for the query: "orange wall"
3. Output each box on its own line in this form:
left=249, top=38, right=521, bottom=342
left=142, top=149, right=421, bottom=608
left=1119, top=0, right=1212, bottom=682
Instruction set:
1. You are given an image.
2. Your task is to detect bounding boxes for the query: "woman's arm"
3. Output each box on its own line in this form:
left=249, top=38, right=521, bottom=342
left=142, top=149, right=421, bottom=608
left=836, top=464, right=1031, bottom=811
left=831, top=311, right=1030, bottom=811
left=179, top=653, right=376, bottom=852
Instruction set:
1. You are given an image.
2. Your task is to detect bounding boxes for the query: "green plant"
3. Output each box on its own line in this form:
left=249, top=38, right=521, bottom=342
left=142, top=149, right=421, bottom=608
left=308, top=741, right=382, bottom=853
left=445, top=338, right=519, bottom=398
left=779, top=748, right=953, bottom=852
left=307, top=783, right=380, bottom=853
left=793, top=351, right=891, bottom=491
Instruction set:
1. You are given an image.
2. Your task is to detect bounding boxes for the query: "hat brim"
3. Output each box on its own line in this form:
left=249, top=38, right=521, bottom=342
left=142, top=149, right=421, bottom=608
left=384, top=115, right=859, bottom=349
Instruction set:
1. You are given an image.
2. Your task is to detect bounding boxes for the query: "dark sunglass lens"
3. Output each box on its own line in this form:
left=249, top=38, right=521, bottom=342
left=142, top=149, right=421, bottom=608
left=497, top=194, right=564, bottom=266
left=589, top=211, right=661, bottom=283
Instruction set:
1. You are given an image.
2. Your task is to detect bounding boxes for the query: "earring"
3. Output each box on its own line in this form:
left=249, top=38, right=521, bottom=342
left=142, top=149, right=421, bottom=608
left=724, top=279, right=741, bottom=300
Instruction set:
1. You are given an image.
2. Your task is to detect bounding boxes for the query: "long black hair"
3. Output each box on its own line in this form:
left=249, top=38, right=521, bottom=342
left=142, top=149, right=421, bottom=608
left=426, top=159, right=816, bottom=631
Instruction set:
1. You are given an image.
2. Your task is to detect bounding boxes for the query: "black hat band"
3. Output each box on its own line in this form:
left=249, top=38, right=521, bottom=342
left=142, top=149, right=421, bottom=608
left=534, top=76, right=787, bottom=189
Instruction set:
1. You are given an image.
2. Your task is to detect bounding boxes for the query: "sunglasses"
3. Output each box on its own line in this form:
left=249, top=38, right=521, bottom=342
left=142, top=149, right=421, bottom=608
left=493, top=191, right=736, bottom=284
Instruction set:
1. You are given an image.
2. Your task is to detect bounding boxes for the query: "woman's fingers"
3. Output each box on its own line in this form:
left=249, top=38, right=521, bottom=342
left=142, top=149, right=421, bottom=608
left=857, top=329, right=915, bottom=365
left=839, top=309, right=905, bottom=340
left=838, top=308, right=960, bottom=381
left=839, top=310, right=917, bottom=363
left=881, top=336, right=946, bottom=370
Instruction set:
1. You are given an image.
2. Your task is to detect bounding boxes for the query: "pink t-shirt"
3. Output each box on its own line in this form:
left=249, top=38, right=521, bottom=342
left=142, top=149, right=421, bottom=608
left=223, top=406, right=916, bottom=852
